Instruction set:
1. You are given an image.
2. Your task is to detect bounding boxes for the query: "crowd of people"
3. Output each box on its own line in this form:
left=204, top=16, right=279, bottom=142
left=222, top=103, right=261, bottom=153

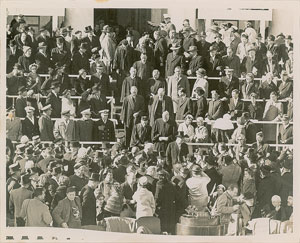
left=6, top=13, right=293, bottom=235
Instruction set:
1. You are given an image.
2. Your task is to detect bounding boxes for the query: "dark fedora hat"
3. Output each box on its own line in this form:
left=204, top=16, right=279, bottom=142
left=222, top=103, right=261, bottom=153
left=89, top=173, right=100, bottom=181
left=84, top=26, right=93, bottom=33
left=20, top=174, right=31, bottom=185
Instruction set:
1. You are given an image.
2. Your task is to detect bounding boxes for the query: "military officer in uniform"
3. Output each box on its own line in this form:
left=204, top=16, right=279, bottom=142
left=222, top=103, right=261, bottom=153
left=76, top=108, right=94, bottom=141
left=93, top=109, right=116, bottom=142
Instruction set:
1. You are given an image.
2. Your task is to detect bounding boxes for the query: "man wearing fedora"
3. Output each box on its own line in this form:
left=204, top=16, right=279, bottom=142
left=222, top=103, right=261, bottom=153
left=93, top=109, right=115, bottom=142
left=153, top=30, right=168, bottom=76
left=182, top=29, right=197, bottom=53
left=9, top=174, right=33, bottom=226
left=35, top=42, right=51, bottom=74
left=72, top=42, right=90, bottom=75
left=218, top=67, right=240, bottom=99
left=165, top=43, right=185, bottom=78
left=45, top=81, right=61, bottom=118
left=165, top=132, right=189, bottom=171
left=91, top=62, right=111, bottom=96
left=80, top=173, right=100, bottom=226
left=38, top=104, right=54, bottom=141
left=6, top=108, right=23, bottom=142
left=222, top=47, right=241, bottom=78
left=22, top=106, right=39, bottom=139
left=82, top=26, right=100, bottom=59
left=196, top=31, right=211, bottom=59
left=186, top=45, right=204, bottom=76
left=241, top=46, right=262, bottom=78
left=53, top=110, right=77, bottom=142
left=51, top=36, right=71, bottom=73
left=7, top=39, right=23, bottom=73
left=211, top=33, right=227, bottom=58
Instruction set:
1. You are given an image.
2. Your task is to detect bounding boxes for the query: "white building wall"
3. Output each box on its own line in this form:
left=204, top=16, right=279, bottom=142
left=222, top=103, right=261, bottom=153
left=271, top=9, right=294, bottom=36
left=64, top=8, right=94, bottom=33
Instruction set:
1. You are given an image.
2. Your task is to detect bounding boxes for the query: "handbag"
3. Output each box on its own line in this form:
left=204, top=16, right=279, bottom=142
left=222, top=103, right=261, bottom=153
left=16, top=200, right=31, bottom=227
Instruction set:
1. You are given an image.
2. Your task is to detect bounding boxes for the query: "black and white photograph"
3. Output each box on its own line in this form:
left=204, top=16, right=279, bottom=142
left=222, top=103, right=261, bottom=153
left=1, top=0, right=299, bottom=242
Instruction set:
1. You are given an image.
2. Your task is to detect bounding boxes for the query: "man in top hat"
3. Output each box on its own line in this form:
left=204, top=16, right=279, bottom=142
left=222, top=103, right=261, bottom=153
left=38, top=104, right=54, bottom=141
left=218, top=67, right=240, bottom=99
left=93, top=109, right=115, bottom=142
left=251, top=131, right=270, bottom=159
left=161, top=14, right=176, bottom=34
left=72, top=42, right=90, bottom=75
left=45, top=81, right=61, bottom=118
left=82, top=26, right=100, bottom=58
left=9, top=174, right=33, bottom=226
left=35, top=42, right=51, bottom=74
left=91, top=62, right=111, bottom=96
left=148, top=87, right=174, bottom=127
left=196, top=31, right=211, bottom=59
left=6, top=107, right=23, bottom=142
left=165, top=43, right=185, bottom=78
left=111, top=132, right=126, bottom=158
left=15, top=86, right=27, bottom=118
left=80, top=173, right=100, bottom=226
left=221, top=47, right=240, bottom=78
left=130, top=114, right=152, bottom=148
left=53, top=110, right=76, bottom=141
left=76, top=108, right=94, bottom=141
left=22, top=106, right=39, bottom=139
left=166, top=132, right=189, bottom=172
left=153, top=30, right=168, bottom=76
left=186, top=45, right=204, bottom=76
left=278, top=115, right=293, bottom=144
left=71, top=30, right=83, bottom=55
left=7, top=39, right=23, bottom=73
left=121, top=85, right=145, bottom=147
left=211, top=33, right=227, bottom=57
left=50, top=36, right=71, bottom=73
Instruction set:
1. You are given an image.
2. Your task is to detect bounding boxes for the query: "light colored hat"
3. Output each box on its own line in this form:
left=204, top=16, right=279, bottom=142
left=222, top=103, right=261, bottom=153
left=99, top=109, right=109, bottom=114
left=25, top=106, right=35, bottom=113
left=23, top=46, right=31, bottom=54
left=163, top=14, right=171, bottom=19
left=138, top=176, right=148, bottom=186
left=81, top=108, right=91, bottom=115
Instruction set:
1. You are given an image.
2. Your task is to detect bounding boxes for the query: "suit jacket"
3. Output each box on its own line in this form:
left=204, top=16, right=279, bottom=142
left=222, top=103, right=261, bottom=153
left=82, top=36, right=100, bottom=57
left=91, top=73, right=111, bottom=96
left=53, top=119, right=77, bottom=141
left=15, top=97, right=27, bottom=118
left=188, top=55, right=204, bottom=76
left=148, top=78, right=168, bottom=96
left=35, top=52, right=51, bottom=74
left=45, top=92, right=62, bottom=118
left=6, top=118, right=22, bottom=141
left=260, top=81, right=278, bottom=99
left=52, top=197, right=82, bottom=227
left=228, top=98, right=244, bottom=118
left=278, top=124, right=293, bottom=144
left=154, top=37, right=168, bottom=68
left=218, top=76, right=240, bottom=98
left=204, top=167, right=222, bottom=195
left=256, top=42, right=267, bottom=60
left=18, top=55, right=34, bottom=73
left=197, top=40, right=211, bottom=58
left=121, top=182, right=137, bottom=200
left=130, top=123, right=152, bottom=147
left=251, top=142, right=270, bottom=158
left=216, top=191, right=235, bottom=223
left=207, top=99, right=224, bottom=120
left=245, top=102, right=264, bottom=120
left=182, top=37, right=197, bottom=52
left=120, top=76, right=142, bottom=102
left=93, top=118, right=116, bottom=142
left=6, top=47, right=23, bottom=73
left=75, top=119, right=94, bottom=141
left=262, top=59, right=279, bottom=77
left=193, top=96, right=208, bottom=118
left=175, top=97, right=193, bottom=120
left=166, top=141, right=189, bottom=169
left=113, top=45, right=135, bottom=73
left=165, top=53, right=185, bottom=77
left=6, top=73, right=27, bottom=95
left=120, top=95, right=145, bottom=127
left=38, top=114, right=54, bottom=141
left=50, top=47, right=71, bottom=72
left=22, top=116, right=40, bottom=139
left=241, top=56, right=262, bottom=77
left=221, top=55, right=241, bottom=77
left=86, top=94, right=108, bottom=118
left=241, top=81, right=260, bottom=99
left=149, top=95, right=174, bottom=126
left=204, top=55, right=222, bottom=77
left=9, top=187, right=33, bottom=219
left=72, top=51, right=90, bottom=74
left=244, top=120, right=257, bottom=144
left=278, top=80, right=293, bottom=99
left=151, top=118, right=177, bottom=152
left=167, top=74, right=190, bottom=112
left=80, top=185, right=97, bottom=226
left=211, top=41, right=227, bottom=57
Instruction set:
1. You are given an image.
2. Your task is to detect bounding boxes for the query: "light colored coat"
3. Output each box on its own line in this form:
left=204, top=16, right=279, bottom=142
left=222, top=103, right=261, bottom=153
left=6, top=117, right=22, bottom=141
left=132, top=187, right=155, bottom=219
left=53, top=119, right=76, bottom=141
